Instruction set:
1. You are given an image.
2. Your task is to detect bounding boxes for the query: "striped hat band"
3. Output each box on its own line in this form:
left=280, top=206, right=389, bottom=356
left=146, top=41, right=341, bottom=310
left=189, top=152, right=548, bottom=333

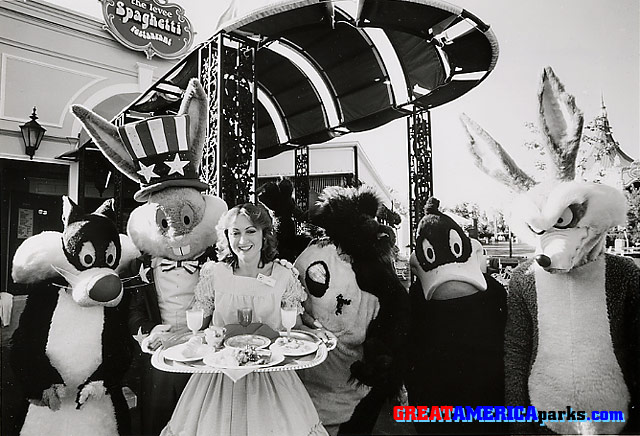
left=117, top=115, right=200, bottom=186
left=118, top=115, right=191, bottom=160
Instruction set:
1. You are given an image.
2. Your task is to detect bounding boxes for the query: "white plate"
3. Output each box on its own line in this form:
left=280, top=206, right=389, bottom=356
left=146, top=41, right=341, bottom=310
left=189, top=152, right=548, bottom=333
left=269, top=336, right=319, bottom=356
left=163, top=342, right=211, bottom=362
left=281, top=329, right=337, bottom=351
left=203, top=348, right=285, bottom=369
left=224, top=334, right=271, bottom=349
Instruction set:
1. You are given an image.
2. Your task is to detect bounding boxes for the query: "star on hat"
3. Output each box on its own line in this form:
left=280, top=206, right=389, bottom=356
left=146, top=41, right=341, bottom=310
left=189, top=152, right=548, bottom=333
left=165, top=153, right=189, bottom=176
left=137, top=162, right=159, bottom=183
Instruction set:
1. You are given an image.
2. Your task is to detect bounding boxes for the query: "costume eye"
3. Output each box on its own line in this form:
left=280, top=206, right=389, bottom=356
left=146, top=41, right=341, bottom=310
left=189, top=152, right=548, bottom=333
left=421, top=238, right=436, bottom=263
left=554, top=207, right=575, bottom=229
left=181, top=204, right=194, bottom=227
left=156, top=209, right=169, bottom=231
left=79, top=242, right=96, bottom=268
left=449, top=229, right=463, bottom=258
left=305, top=261, right=329, bottom=298
left=105, top=241, right=117, bottom=267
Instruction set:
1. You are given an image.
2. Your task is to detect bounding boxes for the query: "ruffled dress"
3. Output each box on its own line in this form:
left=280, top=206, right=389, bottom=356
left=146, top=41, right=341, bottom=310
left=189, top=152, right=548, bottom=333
left=161, top=261, right=328, bottom=436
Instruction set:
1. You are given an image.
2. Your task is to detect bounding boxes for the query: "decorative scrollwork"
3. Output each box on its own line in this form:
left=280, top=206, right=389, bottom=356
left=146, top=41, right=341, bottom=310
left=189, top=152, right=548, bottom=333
left=408, top=110, right=433, bottom=251
left=197, top=33, right=256, bottom=206
left=218, top=34, right=256, bottom=206
left=294, top=146, right=310, bottom=214
left=199, top=40, right=219, bottom=196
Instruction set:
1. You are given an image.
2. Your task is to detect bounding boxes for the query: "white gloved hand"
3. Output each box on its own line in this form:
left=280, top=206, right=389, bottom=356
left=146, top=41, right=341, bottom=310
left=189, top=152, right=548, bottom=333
left=76, top=381, right=106, bottom=408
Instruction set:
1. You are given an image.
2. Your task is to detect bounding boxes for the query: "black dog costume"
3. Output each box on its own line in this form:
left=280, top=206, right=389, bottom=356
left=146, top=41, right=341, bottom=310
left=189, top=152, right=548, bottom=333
left=295, top=186, right=410, bottom=436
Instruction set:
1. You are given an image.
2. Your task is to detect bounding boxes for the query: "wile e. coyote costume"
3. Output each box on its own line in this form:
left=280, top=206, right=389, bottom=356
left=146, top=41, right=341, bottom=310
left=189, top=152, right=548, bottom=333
left=461, top=66, right=639, bottom=434
left=11, top=197, right=139, bottom=436
left=71, top=79, right=227, bottom=435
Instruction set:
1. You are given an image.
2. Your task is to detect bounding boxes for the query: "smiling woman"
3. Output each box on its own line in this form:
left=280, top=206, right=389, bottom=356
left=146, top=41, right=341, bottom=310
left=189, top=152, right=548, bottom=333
left=215, top=203, right=278, bottom=272
left=159, top=203, right=326, bottom=436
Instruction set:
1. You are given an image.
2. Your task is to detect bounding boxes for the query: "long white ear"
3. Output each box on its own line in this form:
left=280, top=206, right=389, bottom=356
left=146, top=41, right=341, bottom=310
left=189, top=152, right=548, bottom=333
left=70, top=105, right=139, bottom=181
left=178, top=79, right=208, bottom=171
left=538, top=66, right=584, bottom=181
left=460, top=113, right=537, bottom=192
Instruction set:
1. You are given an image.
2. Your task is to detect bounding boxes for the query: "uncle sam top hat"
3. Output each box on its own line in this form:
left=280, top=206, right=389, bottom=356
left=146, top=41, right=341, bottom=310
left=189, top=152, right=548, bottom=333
left=71, top=79, right=209, bottom=202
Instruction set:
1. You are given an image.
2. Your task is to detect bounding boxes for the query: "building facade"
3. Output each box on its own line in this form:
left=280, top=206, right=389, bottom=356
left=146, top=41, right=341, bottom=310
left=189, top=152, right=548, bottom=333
left=0, top=0, right=177, bottom=294
left=259, top=142, right=409, bottom=252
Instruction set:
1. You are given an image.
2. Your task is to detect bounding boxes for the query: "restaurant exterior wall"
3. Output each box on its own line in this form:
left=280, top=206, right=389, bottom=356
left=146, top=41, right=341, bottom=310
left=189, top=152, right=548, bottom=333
left=0, top=0, right=175, bottom=294
left=0, top=1, right=411, bottom=294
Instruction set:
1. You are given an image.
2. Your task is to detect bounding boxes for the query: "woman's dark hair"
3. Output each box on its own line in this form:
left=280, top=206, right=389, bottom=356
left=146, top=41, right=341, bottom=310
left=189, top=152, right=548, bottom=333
left=216, top=203, right=278, bottom=268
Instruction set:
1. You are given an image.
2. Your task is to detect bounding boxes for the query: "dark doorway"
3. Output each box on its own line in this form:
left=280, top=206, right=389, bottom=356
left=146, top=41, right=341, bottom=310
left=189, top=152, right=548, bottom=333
left=1, top=159, right=68, bottom=295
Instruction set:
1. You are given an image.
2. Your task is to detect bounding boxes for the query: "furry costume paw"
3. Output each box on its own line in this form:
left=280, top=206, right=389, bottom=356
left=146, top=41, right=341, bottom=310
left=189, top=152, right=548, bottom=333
left=33, top=384, right=67, bottom=411
left=76, top=381, right=107, bottom=409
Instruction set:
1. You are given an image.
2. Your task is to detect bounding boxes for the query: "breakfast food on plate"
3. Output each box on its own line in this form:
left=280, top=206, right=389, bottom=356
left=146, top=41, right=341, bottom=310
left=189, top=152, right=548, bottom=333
left=225, top=334, right=270, bottom=349
left=236, top=346, right=272, bottom=366
left=275, top=337, right=304, bottom=349
left=182, top=336, right=206, bottom=358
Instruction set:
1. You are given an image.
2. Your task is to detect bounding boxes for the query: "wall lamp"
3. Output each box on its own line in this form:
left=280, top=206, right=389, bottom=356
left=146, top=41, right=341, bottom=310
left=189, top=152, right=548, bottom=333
left=20, top=107, right=46, bottom=160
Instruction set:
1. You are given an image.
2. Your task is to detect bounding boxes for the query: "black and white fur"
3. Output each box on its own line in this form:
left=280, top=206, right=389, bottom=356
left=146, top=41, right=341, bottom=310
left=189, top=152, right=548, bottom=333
left=10, top=197, right=138, bottom=436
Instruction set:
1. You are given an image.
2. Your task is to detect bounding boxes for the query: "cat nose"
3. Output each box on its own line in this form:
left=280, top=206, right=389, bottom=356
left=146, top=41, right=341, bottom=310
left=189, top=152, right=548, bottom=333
left=89, top=274, right=122, bottom=302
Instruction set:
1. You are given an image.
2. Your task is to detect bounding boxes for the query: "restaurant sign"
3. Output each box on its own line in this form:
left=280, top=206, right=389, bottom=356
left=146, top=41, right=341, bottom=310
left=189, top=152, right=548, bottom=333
left=100, top=0, right=193, bottom=60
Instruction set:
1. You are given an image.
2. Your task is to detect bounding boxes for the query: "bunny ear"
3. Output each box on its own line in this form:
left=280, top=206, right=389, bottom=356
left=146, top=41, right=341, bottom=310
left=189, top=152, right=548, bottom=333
left=70, top=105, right=139, bottom=182
left=460, top=113, right=537, bottom=192
left=178, top=79, right=208, bottom=170
left=538, top=66, right=584, bottom=181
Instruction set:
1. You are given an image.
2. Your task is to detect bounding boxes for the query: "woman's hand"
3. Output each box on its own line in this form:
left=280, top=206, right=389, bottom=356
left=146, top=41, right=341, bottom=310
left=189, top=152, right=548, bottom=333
left=142, top=324, right=172, bottom=353
left=300, top=313, right=337, bottom=348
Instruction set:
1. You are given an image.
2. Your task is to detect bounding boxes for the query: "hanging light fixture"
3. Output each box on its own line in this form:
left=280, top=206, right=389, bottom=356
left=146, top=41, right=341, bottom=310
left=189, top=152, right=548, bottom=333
left=20, top=107, right=46, bottom=160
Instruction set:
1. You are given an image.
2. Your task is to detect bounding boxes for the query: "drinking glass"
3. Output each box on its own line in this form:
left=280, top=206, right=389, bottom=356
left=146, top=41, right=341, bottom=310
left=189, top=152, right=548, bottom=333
left=280, top=307, right=297, bottom=341
left=186, top=308, right=204, bottom=337
left=237, top=307, right=253, bottom=328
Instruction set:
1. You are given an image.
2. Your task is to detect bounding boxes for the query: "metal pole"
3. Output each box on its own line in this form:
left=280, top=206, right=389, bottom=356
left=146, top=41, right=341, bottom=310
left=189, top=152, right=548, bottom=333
left=509, top=228, right=513, bottom=258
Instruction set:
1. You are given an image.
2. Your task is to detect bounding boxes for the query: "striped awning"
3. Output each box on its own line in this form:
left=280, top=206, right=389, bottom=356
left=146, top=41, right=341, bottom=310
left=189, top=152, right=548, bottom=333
left=117, top=0, right=498, bottom=159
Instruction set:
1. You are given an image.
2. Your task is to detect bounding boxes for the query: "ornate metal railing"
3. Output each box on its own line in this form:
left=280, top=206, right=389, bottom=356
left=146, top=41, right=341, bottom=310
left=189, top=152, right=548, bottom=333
left=408, top=109, right=433, bottom=250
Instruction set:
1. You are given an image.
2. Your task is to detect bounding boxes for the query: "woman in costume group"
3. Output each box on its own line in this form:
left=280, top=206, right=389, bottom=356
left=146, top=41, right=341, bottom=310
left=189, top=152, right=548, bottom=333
left=161, top=203, right=327, bottom=436
left=14, top=74, right=637, bottom=436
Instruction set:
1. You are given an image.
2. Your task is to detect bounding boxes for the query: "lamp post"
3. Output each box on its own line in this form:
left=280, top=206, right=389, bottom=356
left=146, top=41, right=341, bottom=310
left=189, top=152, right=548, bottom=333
left=20, top=107, right=46, bottom=160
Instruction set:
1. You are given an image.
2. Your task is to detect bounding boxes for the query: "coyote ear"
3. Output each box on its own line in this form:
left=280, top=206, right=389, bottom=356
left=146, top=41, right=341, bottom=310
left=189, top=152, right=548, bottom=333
left=460, top=113, right=537, bottom=192
left=70, top=105, right=139, bottom=182
left=538, top=66, right=583, bottom=181
left=178, top=79, right=208, bottom=171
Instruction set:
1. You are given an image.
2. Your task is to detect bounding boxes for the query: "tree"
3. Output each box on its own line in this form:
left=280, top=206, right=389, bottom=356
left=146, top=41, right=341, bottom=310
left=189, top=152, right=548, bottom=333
left=523, top=121, right=548, bottom=175
left=446, top=202, right=494, bottom=240
left=386, top=186, right=409, bottom=218
left=626, top=187, right=640, bottom=246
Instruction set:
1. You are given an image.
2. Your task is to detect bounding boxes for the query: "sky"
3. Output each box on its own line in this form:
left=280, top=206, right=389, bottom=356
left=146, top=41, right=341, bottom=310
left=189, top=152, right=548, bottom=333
left=48, top=0, right=639, bottom=214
